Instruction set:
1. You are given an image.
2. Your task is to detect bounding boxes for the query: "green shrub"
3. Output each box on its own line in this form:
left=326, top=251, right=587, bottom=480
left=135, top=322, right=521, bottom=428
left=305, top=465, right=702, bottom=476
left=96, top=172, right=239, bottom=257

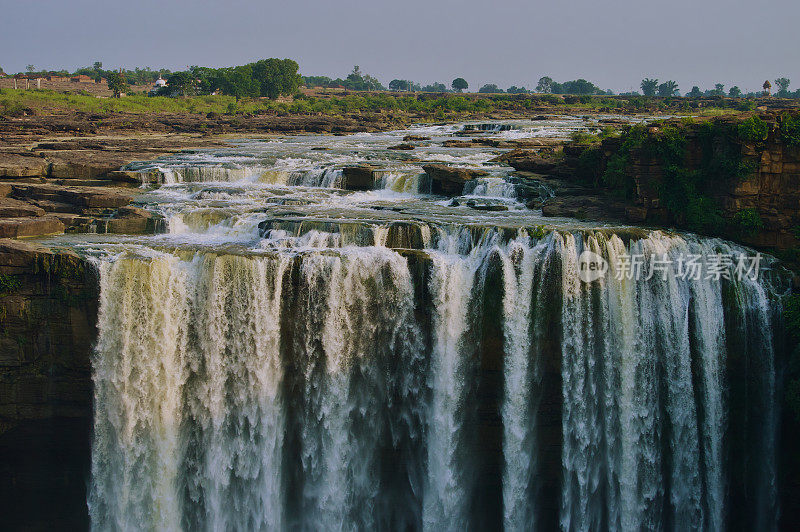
left=575, top=146, right=604, bottom=186
left=737, top=116, right=769, bottom=142
left=569, top=130, right=599, bottom=145
left=731, top=208, right=764, bottom=236
left=0, top=274, right=21, bottom=294
left=780, top=113, right=800, bottom=146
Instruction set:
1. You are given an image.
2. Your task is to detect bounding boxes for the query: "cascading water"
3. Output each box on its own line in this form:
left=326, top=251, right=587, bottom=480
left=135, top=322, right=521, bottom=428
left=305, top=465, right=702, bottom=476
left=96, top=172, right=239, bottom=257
left=87, top=226, right=786, bottom=531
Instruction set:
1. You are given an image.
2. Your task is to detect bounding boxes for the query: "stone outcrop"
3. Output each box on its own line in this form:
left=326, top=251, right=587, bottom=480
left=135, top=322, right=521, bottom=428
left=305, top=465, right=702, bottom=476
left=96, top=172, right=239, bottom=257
left=0, top=135, right=227, bottom=183
left=0, top=153, right=49, bottom=177
left=491, top=114, right=800, bottom=251
left=0, top=239, right=97, bottom=529
left=443, top=138, right=564, bottom=150
left=422, top=164, right=488, bottom=196
left=0, top=197, right=46, bottom=218
left=0, top=216, right=65, bottom=238
left=492, top=149, right=562, bottom=174
left=0, top=239, right=96, bottom=430
left=341, top=166, right=376, bottom=191
left=0, top=182, right=162, bottom=238
left=596, top=117, right=800, bottom=249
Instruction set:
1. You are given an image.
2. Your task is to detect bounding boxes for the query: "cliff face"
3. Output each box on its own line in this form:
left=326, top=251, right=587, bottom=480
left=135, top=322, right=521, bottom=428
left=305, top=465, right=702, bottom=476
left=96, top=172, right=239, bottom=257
left=623, top=123, right=800, bottom=250
left=0, top=239, right=97, bottom=529
left=514, top=115, right=800, bottom=252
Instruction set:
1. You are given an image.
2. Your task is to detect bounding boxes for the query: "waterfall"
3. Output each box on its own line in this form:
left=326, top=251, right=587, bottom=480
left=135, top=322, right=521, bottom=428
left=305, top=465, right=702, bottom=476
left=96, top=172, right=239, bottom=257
left=463, top=177, right=518, bottom=199
left=88, top=229, right=786, bottom=531
left=376, top=171, right=424, bottom=193
left=157, top=165, right=267, bottom=184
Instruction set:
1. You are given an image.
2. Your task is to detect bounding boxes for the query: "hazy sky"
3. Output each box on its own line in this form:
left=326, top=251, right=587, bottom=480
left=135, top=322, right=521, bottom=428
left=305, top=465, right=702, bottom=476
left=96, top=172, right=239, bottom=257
left=2, top=0, right=799, bottom=93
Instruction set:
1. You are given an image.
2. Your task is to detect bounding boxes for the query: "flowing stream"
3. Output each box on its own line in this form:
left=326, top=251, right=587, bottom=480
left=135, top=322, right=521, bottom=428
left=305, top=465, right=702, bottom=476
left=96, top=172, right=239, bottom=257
left=48, top=117, right=787, bottom=531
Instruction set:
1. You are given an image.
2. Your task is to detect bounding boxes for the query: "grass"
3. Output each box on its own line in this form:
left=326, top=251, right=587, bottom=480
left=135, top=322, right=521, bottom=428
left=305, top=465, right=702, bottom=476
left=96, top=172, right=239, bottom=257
left=0, top=87, right=759, bottom=120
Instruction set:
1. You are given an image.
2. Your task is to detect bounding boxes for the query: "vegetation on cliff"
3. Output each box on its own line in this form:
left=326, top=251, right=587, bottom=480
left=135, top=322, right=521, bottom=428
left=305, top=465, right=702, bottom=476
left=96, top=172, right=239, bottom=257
left=574, top=117, right=773, bottom=234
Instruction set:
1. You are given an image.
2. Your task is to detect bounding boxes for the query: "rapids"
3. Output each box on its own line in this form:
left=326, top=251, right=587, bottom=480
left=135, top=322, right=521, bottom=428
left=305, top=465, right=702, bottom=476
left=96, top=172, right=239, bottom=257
left=43, top=117, right=787, bottom=531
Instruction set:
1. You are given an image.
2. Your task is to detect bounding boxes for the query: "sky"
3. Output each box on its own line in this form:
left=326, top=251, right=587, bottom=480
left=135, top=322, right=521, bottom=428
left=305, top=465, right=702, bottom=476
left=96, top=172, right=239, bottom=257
left=2, top=0, right=799, bottom=94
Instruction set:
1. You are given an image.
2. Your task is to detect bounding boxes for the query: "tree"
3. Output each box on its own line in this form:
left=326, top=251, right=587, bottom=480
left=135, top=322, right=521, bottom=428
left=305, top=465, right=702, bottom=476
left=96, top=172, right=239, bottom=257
left=26, top=64, right=35, bottom=74
left=728, top=86, right=742, bottom=98
left=421, top=82, right=447, bottom=93
left=106, top=71, right=128, bottom=98
left=388, top=79, right=410, bottom=91
left=452, top=77, right=468, bottom=92
left=93, top=61, right=103, bottom=72
left=536, top=76, right=553, bottom=93
left=507, top=86, right=528, bottom=94
left=478, top=83, right=502, bottom=93
left=657, top=80, right=679, bottom=97
left=166, top=71, right=196, bottom=97
left=712, top=83, right=725, bottom=96
left=558, top=79, right=601, bottom=95
left=251, top=58, right=301, bottom=99
left=640, top=78, right=659, bottom=96
left=303, top=75, right=334, bottom=88
left=775, top=77, right=791, bottom=97
left=343, top=65, right=384, bottom=91
left=216, top=65, right=259, bottom=99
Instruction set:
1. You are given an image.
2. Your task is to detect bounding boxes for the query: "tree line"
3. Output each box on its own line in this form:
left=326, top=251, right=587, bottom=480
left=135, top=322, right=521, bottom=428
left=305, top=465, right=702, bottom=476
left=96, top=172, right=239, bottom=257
left=7, top=61, right=799, bottom=100
left=638, top=77, right=798, bottom=99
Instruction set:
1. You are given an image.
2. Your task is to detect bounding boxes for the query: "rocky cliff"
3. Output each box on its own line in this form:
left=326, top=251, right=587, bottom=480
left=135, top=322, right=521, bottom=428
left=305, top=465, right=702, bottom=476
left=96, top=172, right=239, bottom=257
left=0, top=239, right=97, bottom=529
left=504, top=113, right=800, bottom=253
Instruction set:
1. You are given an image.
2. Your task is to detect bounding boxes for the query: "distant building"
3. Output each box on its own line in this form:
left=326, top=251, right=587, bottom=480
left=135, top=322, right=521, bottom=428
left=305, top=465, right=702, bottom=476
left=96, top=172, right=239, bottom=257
left=71, top=74, right=94, bottom=83
left=149, top=77, right=168, bottom=96
left=47, top=75, right=71, bottom=82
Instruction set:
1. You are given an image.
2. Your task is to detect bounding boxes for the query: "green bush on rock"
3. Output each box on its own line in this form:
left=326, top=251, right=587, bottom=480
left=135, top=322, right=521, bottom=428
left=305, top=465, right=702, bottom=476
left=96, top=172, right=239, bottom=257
left=780, top=113, right=800, bottom=146
left=737, top=116, right=769, bottom=142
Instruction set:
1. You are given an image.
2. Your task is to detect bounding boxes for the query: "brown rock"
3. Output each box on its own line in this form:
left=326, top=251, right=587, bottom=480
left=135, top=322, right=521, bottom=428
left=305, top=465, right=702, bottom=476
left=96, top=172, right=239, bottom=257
left=53, top=213, right=94, bottom=230
left=29, top=199, right=78, bottom=213
left=388, top=143, right=415, bottom=150
left=341, top=166, right=376, bottom=191
left=493, top=149, right=561, bottom=174
left=106, top=170, right=145, bottom=183
left=541, top=196, right=626, bottom=221
left=43, top=151, right=147, bottom=180
left=0, top=216, right=65, bottom=238
left=422, top=164, right=488, bottom=196
left=402, top=135, right=431, bottom=142
left=441, top=140, right=474, bottom=148
left=0, top=238, right=58, bottom=273
left=9, top=183, right=133, bottom=209
left=0, top=198, right=46, bottom=218
left=0, top=154, right=48, bottom=178
left=103, top=206, right=153, bottom=234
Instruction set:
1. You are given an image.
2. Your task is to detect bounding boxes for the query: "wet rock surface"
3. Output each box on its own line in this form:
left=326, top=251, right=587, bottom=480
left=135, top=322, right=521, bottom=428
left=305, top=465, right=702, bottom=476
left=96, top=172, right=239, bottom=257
left=423, top=164, right=489, bottom=196
left=341, top=165, right=377, bottom=191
